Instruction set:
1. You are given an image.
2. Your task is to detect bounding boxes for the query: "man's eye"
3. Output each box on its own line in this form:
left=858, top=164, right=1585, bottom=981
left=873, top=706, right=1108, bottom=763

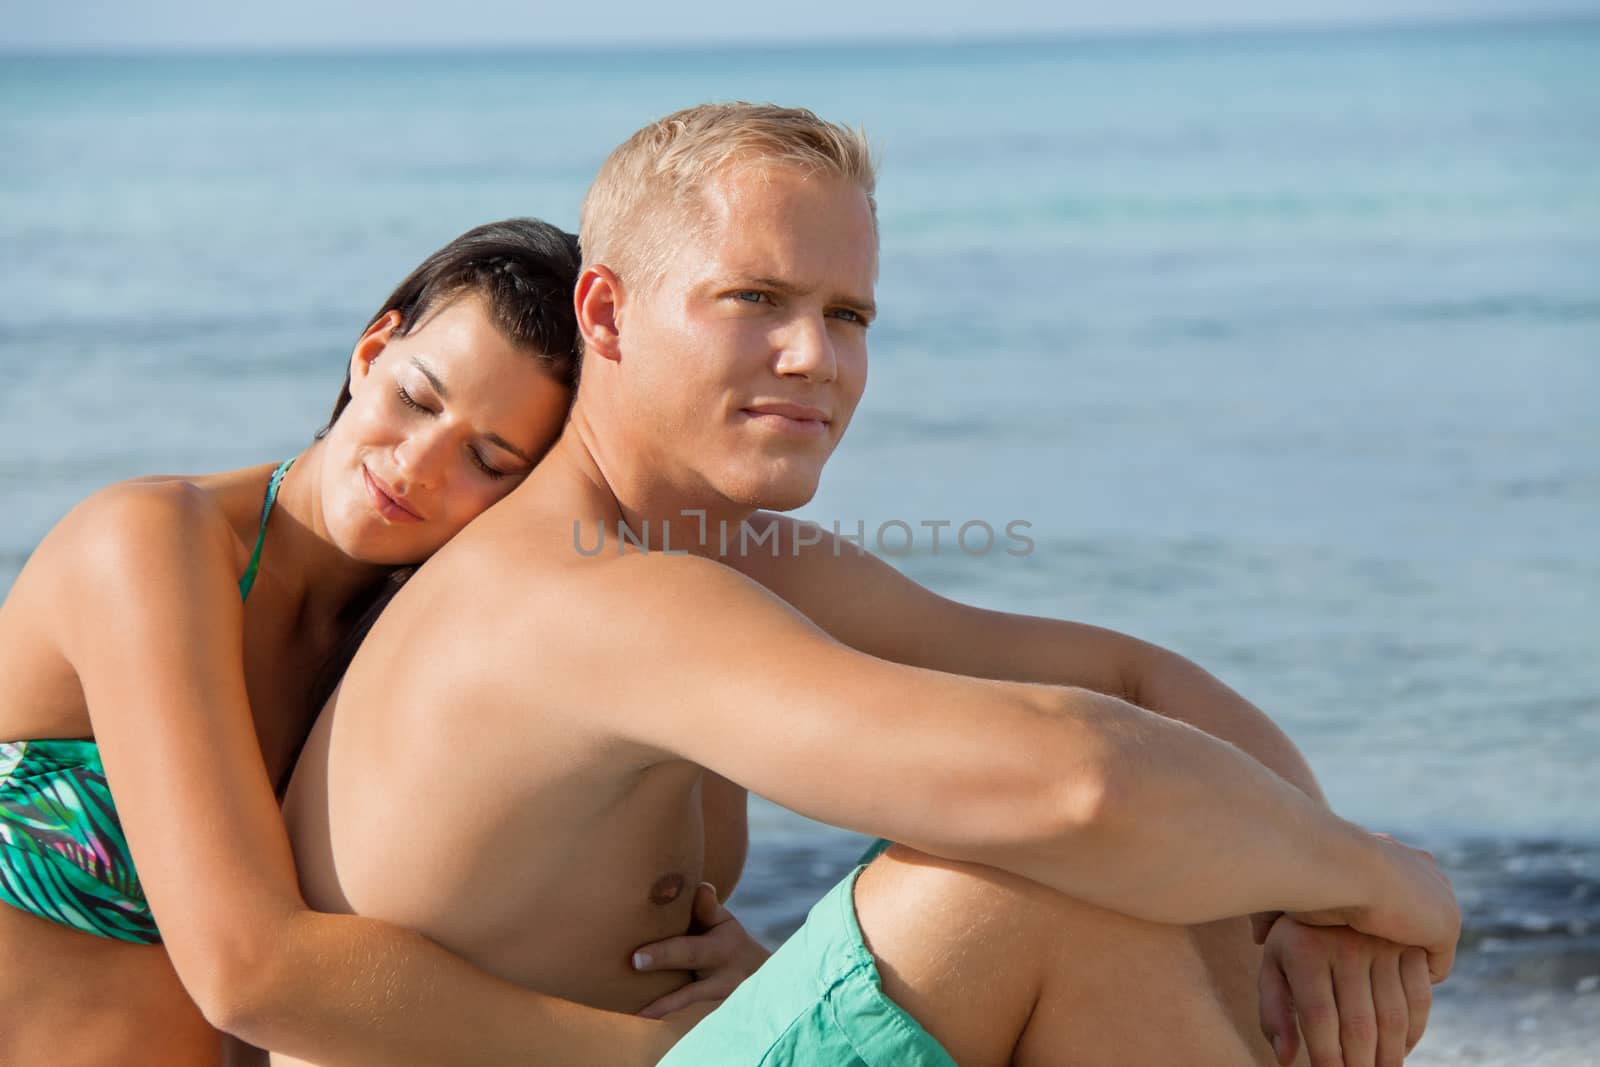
left=734, top=291, right=769, bottom=304
left=828, top=308, right=864, bottom=324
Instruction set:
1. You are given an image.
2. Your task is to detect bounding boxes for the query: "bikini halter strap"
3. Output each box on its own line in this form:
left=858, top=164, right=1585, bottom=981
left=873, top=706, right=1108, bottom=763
left=238, top=458, right=295, bottom=602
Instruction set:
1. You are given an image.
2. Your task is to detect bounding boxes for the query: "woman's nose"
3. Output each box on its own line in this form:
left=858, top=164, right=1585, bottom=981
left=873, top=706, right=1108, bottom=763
left=395, top=426, right=452, bottom=492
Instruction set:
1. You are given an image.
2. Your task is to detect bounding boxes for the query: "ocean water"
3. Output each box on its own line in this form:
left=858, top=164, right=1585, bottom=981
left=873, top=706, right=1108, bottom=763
left=3, top=18, right=1598, bottom=1049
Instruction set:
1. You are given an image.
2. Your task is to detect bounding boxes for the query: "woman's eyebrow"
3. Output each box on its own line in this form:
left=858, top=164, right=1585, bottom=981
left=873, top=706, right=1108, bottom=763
left=483, top=433, right=534, bottom=464
left=410, top=356, right=532, bottom=464
left=410, top=356, right=448, bottom=397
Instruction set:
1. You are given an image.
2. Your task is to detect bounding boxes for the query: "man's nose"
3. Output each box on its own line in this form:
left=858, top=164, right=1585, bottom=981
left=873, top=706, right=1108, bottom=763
left=773, top=313, right=837, bottom=383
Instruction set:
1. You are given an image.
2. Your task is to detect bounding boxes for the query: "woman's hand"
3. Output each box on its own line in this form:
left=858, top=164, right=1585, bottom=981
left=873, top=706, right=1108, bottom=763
left=632, top=884, right=771, bottom=1020
left=1257, top=914, right=1433, bottom=1067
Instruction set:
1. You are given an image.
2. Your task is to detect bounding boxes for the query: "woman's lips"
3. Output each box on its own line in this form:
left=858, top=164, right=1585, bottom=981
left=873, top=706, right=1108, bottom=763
left=362, top=465, right=422, bottom=523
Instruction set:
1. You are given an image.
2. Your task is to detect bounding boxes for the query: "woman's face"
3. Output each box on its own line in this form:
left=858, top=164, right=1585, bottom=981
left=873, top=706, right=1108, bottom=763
left=319, top=293, right=570, bottom=564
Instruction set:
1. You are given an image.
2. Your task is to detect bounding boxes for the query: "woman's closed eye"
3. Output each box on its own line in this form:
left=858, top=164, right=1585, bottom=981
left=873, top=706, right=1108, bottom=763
left=396, top=384, right=436, bottom=414
left=470, top=447, right=510, bottom=480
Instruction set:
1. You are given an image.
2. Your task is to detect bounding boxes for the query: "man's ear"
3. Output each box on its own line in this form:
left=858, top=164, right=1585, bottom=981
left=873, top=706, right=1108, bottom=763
left=348, top=310, right=401, bottom=394
left=576, top=266, right=625, bottom=365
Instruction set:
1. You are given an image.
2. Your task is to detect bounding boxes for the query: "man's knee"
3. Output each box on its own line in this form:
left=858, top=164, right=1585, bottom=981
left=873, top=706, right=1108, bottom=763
left=853, top=846, right=1272, bottom=1066
left=855, top=843, right=1211, bottom=967
left=851, top=847, right=1059, bottom=1067
left=860, top=845, right=1223, bottom=964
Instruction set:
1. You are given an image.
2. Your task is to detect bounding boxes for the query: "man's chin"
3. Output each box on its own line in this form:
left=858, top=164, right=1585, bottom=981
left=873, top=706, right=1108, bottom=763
left=732, top=475, right=821, bottom=514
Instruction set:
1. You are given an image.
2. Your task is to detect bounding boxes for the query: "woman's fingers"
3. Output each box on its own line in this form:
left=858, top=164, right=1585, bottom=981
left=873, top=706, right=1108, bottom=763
left=632, top=932, right=727, bottom=973
left=636, top=975, right=736, bottom=1020
left=692, top=882, right=731, bottom=928
left=634, top=887, right=768, bottom=983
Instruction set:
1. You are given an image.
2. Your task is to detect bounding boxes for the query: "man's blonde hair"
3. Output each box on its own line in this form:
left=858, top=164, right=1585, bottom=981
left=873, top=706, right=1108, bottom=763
left=579, top=102, right=877, bottom=289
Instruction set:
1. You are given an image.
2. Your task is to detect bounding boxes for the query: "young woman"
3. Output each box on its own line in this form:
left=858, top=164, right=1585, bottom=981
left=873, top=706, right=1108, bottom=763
left=0, top=219, right=715, bottom=1065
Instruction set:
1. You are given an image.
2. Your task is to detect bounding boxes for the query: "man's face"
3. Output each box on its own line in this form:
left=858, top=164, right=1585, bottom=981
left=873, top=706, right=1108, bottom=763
left=617, top=163, right=877, bottom=513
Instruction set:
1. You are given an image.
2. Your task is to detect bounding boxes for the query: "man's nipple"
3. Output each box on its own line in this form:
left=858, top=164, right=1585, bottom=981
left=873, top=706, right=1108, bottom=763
left=649, top=873, right=686, bottom=906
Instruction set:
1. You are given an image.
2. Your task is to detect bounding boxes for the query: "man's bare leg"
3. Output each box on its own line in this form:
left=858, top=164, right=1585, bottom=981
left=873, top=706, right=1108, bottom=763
left=855, top=845, right=1306, bottom=1066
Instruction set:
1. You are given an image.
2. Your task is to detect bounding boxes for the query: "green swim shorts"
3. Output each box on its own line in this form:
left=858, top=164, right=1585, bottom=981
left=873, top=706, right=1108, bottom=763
left=658, top=860, right=956, bottom=1066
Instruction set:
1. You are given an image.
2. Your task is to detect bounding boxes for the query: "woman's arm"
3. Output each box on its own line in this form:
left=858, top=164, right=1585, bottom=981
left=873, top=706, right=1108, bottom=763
left=48, top=483, right=673, bottom=1067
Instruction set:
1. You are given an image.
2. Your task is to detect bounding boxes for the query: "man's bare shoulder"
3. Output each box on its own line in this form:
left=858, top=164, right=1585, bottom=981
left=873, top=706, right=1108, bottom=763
left=420, top=506, right=752, bottom=605
left=379, top=509, right=780, bottom=689
left=723, top=510, right=899, bottom=609
left=740, top=510, right=867, bottom=552
left=336, top=520, right=820, bottom=777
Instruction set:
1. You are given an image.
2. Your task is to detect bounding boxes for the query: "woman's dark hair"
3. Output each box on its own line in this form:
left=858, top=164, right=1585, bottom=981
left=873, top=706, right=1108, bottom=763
left=292, top=220, right=581, bottom=767
left=298, top=565, right=417, bottom=772
left=315, top=217, right=582, bottom=439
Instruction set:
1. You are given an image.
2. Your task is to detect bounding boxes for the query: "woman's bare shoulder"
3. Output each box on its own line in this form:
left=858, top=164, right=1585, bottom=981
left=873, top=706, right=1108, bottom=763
left=0, top=477, right=248, bottom=735
left=67, top=476, right=237, bottom=554
left=24, top=476, right=250, bottom=612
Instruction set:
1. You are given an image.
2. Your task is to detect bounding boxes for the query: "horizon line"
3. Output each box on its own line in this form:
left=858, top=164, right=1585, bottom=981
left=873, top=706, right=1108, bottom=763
left=3, top=10, right=1596, bottom=60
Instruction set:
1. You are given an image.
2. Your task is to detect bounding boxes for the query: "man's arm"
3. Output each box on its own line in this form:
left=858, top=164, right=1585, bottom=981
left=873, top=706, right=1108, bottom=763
left=533, top=551, right=1457, bottom=978
left=728, top=514, right=1323, bottom=803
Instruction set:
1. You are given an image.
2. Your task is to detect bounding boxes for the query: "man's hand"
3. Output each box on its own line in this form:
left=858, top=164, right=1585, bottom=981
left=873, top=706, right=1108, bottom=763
left=1258, top=915, right=1433, bottom=1067
left=1290, top=833, right=1460, bottom=985
left=633, top=883, right=771, bottom=1020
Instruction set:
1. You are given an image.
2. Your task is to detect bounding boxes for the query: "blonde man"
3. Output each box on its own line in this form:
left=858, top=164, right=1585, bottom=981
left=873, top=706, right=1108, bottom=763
left=281, top=104, right=1458, bottom=1066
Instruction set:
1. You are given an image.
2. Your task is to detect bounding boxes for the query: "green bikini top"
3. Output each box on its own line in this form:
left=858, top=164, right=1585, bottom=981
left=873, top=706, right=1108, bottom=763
left=239, top=457, right=294, bottom=600
left=0, top=458, right=296, bottom=944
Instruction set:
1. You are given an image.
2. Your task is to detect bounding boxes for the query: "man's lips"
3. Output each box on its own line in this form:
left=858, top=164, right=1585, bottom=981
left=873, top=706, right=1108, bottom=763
left=741, top=402, right=831, bottom=434
left=362, top=465, right=422, bottom=522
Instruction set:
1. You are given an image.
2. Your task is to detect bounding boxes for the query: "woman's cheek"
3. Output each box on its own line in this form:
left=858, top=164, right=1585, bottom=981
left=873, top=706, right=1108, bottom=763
left=456, top=484, right=500, bottom=529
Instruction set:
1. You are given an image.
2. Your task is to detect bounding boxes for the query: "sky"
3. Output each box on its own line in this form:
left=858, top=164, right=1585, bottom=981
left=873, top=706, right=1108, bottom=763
left=5, top=0, right=1597, bottom=51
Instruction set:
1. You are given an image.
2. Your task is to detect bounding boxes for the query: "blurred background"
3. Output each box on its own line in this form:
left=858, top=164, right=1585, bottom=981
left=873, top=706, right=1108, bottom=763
left=3, top=2, right=1597, bottom=1059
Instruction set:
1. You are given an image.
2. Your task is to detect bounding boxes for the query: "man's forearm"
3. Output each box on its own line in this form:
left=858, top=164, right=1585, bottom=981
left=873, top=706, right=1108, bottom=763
left=731, top=536, right=1326, bottom=803
left=975, top=686, right=1371, bottom=927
